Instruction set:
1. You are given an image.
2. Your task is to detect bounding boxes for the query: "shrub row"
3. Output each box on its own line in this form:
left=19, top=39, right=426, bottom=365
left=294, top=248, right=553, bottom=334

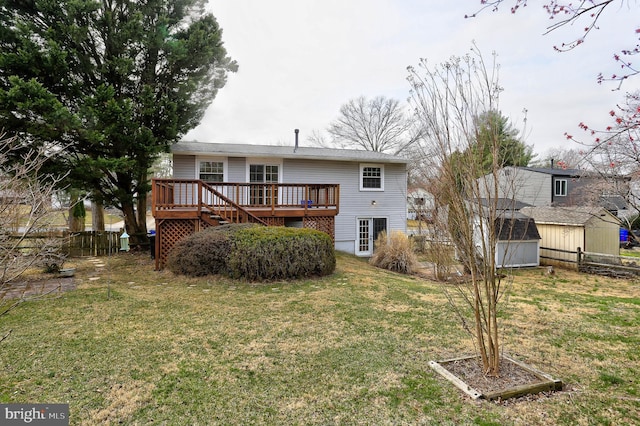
left=166, top=224, right=335, bottom=281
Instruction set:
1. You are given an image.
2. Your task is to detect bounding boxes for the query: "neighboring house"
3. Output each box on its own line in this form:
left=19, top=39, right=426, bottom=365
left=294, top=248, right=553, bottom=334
left=484, top=166, right=630, bottom=213
left=151, top=141, right=408, bottom=268
left=520, top=206, right=620, bottom=268
left=407, top=187, right=434, bottom=221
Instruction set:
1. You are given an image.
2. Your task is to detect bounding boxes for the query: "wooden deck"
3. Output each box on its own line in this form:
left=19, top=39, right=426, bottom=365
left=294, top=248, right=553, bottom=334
left=153, top=179, right=339, bottom=219
left=151, top=179, right=340, bottom=269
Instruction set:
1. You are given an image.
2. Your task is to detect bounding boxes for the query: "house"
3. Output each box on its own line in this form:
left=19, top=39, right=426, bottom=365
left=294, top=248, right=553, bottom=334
left=520, top=206, right=620, bottom=269
left=151, top=141, right=409, bottom=268
left=485, top=166, right=630, bottom=213
left=407, top=187, right=434, bottom=221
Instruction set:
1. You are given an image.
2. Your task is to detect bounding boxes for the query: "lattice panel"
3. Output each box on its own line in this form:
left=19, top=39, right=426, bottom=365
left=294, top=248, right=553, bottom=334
left=155, top=215, right=335, bottom=269
left=157, top=219, right=197, bottom=269
left=303, top=216, right=335, bottom=241
left=262, top=217, right=285, bottom=227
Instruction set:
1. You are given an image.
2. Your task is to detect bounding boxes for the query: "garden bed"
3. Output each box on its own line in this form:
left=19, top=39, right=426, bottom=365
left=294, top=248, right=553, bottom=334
left=430, top=355, right=563, bottom=400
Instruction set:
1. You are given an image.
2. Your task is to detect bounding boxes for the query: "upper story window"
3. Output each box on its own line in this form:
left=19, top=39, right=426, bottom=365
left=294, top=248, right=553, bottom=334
left=360, top=164, right=384, bottom=191
left=199, top=161, right=224, bottom=183
left=555, top=179, right=567, bottom=196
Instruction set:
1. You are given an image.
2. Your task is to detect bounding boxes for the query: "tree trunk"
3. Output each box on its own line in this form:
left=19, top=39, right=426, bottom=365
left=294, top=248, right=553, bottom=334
left=91, top=200, right=105, bottom=231
left=68, top=191, right=85, bottom=232
left=122, top=202, right=147, bottom=247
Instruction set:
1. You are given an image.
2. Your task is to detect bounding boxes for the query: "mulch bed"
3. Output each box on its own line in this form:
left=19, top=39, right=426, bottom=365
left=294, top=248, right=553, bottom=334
left=442, top=356, right=545, bottom=395
left=0, top=277, right=76, bottom=300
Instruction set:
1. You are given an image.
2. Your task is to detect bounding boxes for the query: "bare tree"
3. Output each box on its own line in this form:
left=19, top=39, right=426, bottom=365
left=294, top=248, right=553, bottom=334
left=0, top=134, right=68, bottom=291
left=532, top=147, right=586, bottom=169
left=323, top=96, right=423, bottom=154
left=408, top=45, right=522, bottom=376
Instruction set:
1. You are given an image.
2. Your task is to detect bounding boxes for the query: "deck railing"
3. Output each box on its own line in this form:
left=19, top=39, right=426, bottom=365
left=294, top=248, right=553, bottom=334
left=152, top=179, right=340, bottom=217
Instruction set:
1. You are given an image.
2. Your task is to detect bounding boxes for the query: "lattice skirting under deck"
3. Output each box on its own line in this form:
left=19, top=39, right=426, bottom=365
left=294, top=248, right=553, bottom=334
left=156, top=219, right=199, bottom=269
left=262, top=217, right=285, bottom=227
left=155, top=216, right=336, bottom=269
left=303, top=216, right=335, bottom=242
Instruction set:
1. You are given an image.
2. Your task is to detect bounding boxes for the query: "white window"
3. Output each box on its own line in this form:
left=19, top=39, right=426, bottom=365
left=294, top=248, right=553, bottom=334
left=360, top=164, right=384, bottom=191
left=199, top=161, right=224, bottom=183
left=555, top=179, right=567, bottom=196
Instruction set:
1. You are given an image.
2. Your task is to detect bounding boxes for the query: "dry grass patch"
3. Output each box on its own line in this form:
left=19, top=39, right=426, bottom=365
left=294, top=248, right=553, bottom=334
left=1, top=253, right=638, bottom=425
left=84, top=381, right=154, bottom=426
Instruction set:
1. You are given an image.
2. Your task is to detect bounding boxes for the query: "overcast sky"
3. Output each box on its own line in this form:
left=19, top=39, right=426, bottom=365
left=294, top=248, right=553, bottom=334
left=185, top=1, right=639, bottom=157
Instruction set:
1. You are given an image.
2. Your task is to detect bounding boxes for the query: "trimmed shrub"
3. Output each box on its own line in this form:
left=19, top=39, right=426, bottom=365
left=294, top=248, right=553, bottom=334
left=369, top=231, right=419, bottom=274
left=166, top=223, right=258, bottom=277
left=228, top=226, right=336, bottom=281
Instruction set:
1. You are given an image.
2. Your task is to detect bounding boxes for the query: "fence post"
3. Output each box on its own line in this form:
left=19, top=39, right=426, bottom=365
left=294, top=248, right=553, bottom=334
left=577, top=247, right=582, bottom=271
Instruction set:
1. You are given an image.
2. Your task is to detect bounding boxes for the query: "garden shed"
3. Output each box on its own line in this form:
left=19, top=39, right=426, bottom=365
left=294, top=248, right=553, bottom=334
left=520, top=206, right=620, bottom=268
left=472, top=201, right=540, bottom=268
left=493, top=212, right=541, bottom=268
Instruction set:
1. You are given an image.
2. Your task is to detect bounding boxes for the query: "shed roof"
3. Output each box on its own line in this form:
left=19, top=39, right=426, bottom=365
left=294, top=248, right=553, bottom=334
left=495, top=212, right=541, bottom=241
left=520, top=206, right=619, bottom=226
left=172, top=141, right=409, bottom=164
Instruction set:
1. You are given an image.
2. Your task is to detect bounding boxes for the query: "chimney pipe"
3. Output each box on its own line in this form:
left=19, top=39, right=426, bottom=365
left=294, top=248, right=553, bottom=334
left=294, top=129, right=299, bottom=152
left=551, top=158, right=554, bottom=169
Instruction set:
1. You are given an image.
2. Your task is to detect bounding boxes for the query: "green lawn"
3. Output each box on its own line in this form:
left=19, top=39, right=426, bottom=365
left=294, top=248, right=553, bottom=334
left=1, top=253, right=639, bottom=425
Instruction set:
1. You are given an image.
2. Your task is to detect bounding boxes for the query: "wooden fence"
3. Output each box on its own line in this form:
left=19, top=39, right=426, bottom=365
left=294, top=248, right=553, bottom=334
left=68, top=231, right=120, bottom=257
left=541, top=246, right=640, bottom=277
left=5, top=231, right=121, bottom=257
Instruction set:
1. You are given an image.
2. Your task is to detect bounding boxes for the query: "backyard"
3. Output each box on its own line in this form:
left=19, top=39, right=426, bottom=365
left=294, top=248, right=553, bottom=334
left=0, top=251, right=638, bottom=425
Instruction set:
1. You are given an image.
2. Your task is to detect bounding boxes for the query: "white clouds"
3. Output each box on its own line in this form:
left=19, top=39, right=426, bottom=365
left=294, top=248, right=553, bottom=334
left=187, top=1, right=640, bottom=154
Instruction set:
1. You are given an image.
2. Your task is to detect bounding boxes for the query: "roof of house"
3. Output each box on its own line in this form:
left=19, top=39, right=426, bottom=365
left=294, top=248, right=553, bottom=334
left=517, top=166, right=630, bottom=181
left=520, top=206, right=620, bottom=226
left=600, top=195, right=628, bottom=211
left=519, top=167, right=583, bottom=177
left=172, top=141, right=409, bottom=164
left=478, top=198, right=532, bottom=211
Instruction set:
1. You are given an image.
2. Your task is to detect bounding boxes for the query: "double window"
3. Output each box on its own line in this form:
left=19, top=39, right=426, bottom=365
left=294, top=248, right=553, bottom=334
left=199, top=161, right=224, bottom=183
left=554, top=179, right=567, bottom=197
left=360, top=164, right=384, bottom=191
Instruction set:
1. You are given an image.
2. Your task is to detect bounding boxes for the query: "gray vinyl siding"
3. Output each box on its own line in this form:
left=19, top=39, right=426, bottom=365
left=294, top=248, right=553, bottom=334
left=227, top=157, right=246, bottom=182
left=496, top=168, right=552, bottom=206
left=173, top=155, right=195, bottom=179
left=170, top=153, right=407, bottom=254
left=284, top=158, right=407, bottom=252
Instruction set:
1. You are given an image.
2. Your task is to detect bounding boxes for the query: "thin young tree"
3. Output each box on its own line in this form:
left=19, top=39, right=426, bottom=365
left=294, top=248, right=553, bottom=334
left=0, top=134, right=67, bottom=299
left=407, top=45, right=520, bottom=375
